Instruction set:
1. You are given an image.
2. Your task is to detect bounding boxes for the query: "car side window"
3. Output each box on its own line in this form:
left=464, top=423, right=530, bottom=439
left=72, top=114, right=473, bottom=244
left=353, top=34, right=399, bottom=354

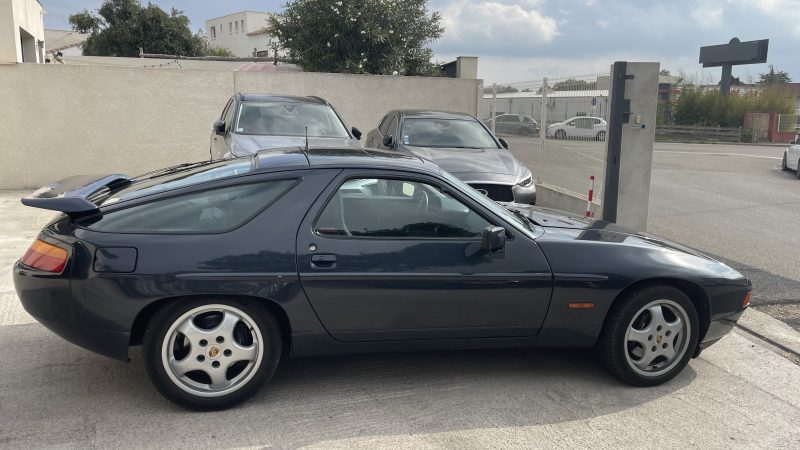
left=379, top=115, right=396, bottom=136
left=378, top=116, right=391, bottom=134
left=314, top=178, right=490, bottom=238
left=384, top=117, right=398, bottom=138
left=223, top=100, right=236, bottom=132
left=79, top=180, right=297, bottom=234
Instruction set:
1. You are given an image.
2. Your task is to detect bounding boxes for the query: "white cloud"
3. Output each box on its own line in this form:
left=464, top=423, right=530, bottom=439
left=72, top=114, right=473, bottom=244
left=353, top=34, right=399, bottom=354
left=690, top=2, right=725, bottom=29
left=435, top=0, right=559, bottom=54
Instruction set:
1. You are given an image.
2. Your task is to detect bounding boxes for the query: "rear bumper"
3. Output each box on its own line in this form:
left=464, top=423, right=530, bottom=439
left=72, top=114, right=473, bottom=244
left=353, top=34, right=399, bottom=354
left=13, top=263, right=130, bottom=361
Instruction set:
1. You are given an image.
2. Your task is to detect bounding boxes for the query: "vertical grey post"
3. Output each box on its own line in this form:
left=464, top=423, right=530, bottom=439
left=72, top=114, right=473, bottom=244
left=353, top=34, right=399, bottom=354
left=491, top=83, right=497, bottom=135
left=602, top=62, right=626, bottom=223
left=603, top=62, right=659, bottom=231
left=539, top=77, right=548, bottom=184
left=720, top=63, right=733, bottom=96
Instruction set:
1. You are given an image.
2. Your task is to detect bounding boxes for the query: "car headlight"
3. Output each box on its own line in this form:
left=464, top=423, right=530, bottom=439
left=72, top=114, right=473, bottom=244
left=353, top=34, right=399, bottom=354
left=517, top=171, right=534, bottom=187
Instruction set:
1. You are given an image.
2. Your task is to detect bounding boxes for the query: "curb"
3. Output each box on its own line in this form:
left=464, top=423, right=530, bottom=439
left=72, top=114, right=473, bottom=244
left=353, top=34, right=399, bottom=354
left=735, top=308, right=800, bottom=358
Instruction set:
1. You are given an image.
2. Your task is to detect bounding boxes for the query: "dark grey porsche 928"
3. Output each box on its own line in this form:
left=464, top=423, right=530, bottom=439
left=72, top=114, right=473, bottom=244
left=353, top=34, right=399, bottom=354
left=14, top=147, right=751, bottom=410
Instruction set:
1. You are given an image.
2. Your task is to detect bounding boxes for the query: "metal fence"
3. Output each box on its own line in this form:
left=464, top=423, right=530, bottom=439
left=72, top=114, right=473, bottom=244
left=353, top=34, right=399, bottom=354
left=483, top=73, right=610, bottom=210
left=777, top=114, right=800, bottom=133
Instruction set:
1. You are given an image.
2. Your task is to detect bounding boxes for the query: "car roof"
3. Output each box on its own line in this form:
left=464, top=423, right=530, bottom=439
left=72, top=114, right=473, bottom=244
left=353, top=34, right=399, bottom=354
left=236, top=93, right=329, bottom=105
left=254, top=146, right=439, bottom=174
left=390, top=110, right=476, bottom=120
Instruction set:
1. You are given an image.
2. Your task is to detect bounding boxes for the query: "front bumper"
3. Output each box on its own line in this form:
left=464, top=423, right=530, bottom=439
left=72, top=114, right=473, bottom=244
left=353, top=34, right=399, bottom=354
left=695, top=309, right=744, bottom=356
left=13, top=263, right=131, bottom=361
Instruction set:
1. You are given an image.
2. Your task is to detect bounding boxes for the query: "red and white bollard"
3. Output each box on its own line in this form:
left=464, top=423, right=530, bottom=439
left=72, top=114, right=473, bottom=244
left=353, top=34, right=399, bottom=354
left=585, top=175, right=595, bottom=218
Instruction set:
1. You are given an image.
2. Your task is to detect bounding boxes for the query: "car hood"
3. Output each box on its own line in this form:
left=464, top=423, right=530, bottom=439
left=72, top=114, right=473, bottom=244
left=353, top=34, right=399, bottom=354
left=505, top=203, right=714, bottom=260
left=231, top=135, right=361, bottom=156
left=401, top=145, right=524, bottom=180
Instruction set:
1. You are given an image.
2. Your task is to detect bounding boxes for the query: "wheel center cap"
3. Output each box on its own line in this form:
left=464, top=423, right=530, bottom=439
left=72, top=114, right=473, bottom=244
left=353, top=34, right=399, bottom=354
left=656, top=335, right=663, bottom=345
left=208, top=345, right=221, bottom=359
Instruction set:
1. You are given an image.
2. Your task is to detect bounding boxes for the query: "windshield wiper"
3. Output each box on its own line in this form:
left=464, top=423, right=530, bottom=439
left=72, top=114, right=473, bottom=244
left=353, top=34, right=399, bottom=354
left=507, top=208, right=535, bottom=230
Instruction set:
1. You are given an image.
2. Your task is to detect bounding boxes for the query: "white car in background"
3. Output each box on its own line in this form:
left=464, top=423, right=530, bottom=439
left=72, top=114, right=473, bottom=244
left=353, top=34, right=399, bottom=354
left=782, top=139, right=800, bottom=178
left=547, top=116, right=607, bottom=141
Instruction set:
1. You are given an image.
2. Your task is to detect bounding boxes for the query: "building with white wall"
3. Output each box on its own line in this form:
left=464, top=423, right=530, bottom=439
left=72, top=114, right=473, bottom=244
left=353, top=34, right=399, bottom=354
left=205, top=11, right=276, bottom=58
left=0, top=0, right=46, bottom=63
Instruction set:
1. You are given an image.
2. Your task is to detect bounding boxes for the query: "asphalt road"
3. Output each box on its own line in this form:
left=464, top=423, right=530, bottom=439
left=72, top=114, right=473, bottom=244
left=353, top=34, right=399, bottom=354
left=504, top=137, right=800, bottom=331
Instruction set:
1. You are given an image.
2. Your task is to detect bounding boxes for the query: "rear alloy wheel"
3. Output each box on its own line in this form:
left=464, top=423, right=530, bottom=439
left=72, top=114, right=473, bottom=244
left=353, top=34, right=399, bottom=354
left=555, top=129, right=567, bottom=140
left=597, top=285, right=699, bottom=386
left=782, top=152, right=789, bottom=171
left=143, top=299, right=281, bottom=410
left=597, top=130, right=606, bottom=141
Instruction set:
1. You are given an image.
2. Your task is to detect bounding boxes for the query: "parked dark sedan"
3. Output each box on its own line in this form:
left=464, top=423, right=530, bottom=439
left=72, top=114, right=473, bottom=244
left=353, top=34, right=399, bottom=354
left=15, top=147, right=750, bottom=410
left=485, top=114, right=539, bottom=136
left=210, top=93, right=362, bottom=160
left=365, top=110, right=536, bottom=204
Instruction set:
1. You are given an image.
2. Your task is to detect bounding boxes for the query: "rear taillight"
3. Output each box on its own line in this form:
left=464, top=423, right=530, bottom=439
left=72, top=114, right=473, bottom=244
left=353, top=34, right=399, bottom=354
left=20, top=239, right=69, bottom=274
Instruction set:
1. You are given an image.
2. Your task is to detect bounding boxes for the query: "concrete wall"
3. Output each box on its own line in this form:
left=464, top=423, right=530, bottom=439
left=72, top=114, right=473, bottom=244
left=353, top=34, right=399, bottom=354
left=536, top=183, right=602, bottom=219
left=0, top=63, right=481, bottom=189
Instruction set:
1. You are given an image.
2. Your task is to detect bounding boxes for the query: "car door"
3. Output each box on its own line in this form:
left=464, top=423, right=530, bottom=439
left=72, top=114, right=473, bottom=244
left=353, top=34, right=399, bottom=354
left=211, top=98, right=236, bottom=159
left=296, top=171, right=553, bottom=342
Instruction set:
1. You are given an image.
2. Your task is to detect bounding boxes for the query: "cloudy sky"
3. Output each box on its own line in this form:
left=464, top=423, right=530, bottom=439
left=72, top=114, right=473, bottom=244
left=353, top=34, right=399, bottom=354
left=42, top=0, right=799, bottom=85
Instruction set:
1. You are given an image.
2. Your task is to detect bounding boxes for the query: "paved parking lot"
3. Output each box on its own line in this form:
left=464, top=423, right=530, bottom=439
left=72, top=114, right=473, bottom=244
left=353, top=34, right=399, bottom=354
left=505, top=138, right=800, bottom=331
left=1, top=142, right=800, bottom=448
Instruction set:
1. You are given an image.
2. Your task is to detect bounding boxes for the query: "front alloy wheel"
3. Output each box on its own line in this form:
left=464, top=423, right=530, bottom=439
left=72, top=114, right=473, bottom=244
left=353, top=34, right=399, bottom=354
left=597, top=285, right=699, bottom=386
left=144, top=299, right=281, bottom=410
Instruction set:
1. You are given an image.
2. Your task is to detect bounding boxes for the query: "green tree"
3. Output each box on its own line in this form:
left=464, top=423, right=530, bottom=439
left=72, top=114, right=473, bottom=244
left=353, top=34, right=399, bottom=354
left=270, top=0, right=444, bottom=75
left=69, top=0, right=207, bottom=57
left=758, top=65, right=792, bottom=85
left=674, top=87, right=793, bottom=128
left=205, top=47, right=235, bottom=57
left=550, top=79, right=597, bottom=91
left=482, top=85, right=518, bottom=94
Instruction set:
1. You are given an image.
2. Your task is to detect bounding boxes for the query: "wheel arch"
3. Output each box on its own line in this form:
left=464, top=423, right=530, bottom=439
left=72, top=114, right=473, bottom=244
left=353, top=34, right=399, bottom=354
left=129, top=294, right=292, bottom=355
left=604, top=277, right=710, bottom=346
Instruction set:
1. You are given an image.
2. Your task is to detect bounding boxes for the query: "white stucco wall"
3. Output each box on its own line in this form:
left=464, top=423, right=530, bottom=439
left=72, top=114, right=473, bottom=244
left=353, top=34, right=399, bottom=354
left=0, top=63, right=481, bottom=188
left=205, top=11, right=274, bottom=57
left=0, top=0, right=45, bottom=64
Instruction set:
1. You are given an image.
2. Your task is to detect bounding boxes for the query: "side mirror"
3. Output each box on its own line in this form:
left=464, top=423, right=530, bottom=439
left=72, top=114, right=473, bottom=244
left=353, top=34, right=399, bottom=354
left=481, top=226, right=506, bottom=252
left=213, top=120, right=226, bottom=135
left=352, top=127, right=362, bottom=140
left=498, top=137, right=509, bottom=149
left=383, top=134, right=394, bottom=147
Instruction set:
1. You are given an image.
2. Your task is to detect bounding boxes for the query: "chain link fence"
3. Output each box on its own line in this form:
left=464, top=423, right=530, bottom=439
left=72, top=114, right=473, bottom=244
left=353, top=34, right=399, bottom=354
left=483, top=72, right=610, bottom=210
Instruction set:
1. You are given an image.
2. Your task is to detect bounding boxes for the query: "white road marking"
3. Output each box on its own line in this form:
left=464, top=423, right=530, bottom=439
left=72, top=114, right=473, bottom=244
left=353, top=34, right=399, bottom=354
left=654, top=150, right=781, bottom=160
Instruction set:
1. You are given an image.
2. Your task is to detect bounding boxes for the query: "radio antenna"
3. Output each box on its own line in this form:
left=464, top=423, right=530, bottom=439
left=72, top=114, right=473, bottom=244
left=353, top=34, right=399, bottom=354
left=300, top=126, right=310, bottom=163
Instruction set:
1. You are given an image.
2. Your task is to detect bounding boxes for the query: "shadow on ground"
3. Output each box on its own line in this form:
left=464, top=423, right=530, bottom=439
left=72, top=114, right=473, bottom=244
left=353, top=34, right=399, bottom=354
left=0, top=323, right=696, bottom=448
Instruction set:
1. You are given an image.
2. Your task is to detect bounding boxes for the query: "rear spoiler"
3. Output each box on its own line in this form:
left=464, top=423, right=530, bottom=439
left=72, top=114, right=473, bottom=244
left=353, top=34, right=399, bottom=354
left=21, top=174, right=131, bottom=213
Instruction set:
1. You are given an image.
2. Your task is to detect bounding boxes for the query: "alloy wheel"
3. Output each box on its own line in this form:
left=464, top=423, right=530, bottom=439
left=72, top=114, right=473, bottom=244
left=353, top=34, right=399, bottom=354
left=161, top=304, right=264, bottom=398
left=624, top=299, right=690, bottom=377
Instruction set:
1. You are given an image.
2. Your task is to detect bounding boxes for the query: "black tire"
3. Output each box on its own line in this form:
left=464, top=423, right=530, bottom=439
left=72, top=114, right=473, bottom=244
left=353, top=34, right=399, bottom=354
left=781, top=152, right=789, bottom=171
left=596, top=285, right=699, bottom=386
left=597, top=130, right=606, bottom=141
left=796, top=159, right=800, bottom=179
left=555, top=129, right=566, bottom=140
left=143, top=298, right=282, bottom=410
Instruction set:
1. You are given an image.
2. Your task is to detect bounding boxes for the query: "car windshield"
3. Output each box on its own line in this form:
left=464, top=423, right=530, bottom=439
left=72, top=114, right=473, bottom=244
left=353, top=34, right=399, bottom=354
left=401, top=118, right=499, bottom=149
left=440, top=170, right=537, bottom=238
left=235, top=101, right=350, bottom=138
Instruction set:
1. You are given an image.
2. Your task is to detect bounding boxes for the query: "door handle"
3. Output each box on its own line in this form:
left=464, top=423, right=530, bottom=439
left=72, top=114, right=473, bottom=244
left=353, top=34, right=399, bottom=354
left=310, top=254, right=337, bottom=269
